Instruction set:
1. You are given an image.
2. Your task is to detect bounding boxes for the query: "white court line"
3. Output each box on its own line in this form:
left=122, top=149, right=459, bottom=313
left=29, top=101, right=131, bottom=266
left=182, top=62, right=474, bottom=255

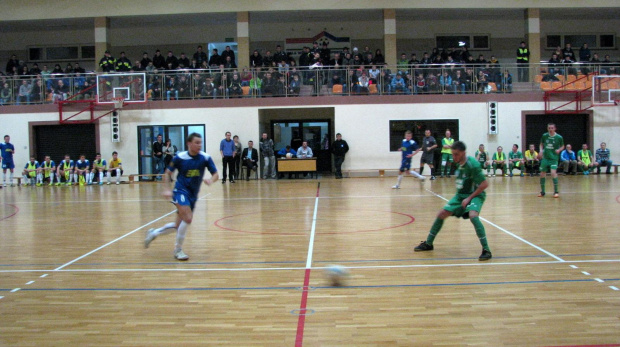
left=595, top=278, right=604, bottom=283
left=2, top=258, right=620, bottom=273
left=25, top=281, right=34, bottom=285
left=40, top=274, right=48, bottom=278
left=570, top=265, right=579, bottom=269
left=582, top=271, right=591, bottom=276
left=305, top=187, right=320, bottom=268
left=610, top=286, right=619, bottom=291
left=425, top=188, right=566, bottom=262
left=10, top=288, right=20, bottom=292
left=0, top=296, right=3, bottom=299
left=54, top=193, right=211, bottom=271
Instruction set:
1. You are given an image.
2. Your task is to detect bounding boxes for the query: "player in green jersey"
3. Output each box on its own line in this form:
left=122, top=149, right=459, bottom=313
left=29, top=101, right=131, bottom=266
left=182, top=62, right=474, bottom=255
left=508, top=144, right=525, bottom=177
left=538, top=123, right=564, bottom=198
left=414, top=141, right=492, bottom=261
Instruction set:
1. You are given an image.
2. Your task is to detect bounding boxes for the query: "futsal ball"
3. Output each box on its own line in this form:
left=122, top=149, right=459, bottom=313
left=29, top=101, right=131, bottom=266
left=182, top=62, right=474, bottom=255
left=286, top=153, right=293, bottom=159
left=324, top=264, right=349, bottom=287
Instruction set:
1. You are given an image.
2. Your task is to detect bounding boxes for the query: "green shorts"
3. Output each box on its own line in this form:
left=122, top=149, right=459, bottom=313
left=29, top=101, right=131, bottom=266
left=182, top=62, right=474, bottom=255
left=441, top=153, right=453, bottom=164
left=540, top=158, right=558, bottom=172
left=443, top=194, right=485, bottom=219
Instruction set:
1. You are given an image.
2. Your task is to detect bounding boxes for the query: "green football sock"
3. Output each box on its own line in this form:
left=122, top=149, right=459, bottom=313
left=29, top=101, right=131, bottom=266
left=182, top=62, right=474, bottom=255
left=470, top=216, right=490, bottom=251
left=553, top=177, right=558, bottom=193
left=426, top=218, right=444, bottom=245
left=540, top=177, right=546, bottom=193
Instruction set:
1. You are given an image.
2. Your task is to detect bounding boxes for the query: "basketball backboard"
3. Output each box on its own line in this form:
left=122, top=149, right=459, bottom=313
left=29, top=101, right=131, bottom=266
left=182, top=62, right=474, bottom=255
left=591, top=75, right=620, bottom=106
left=96, top=72, right=147, bottom=104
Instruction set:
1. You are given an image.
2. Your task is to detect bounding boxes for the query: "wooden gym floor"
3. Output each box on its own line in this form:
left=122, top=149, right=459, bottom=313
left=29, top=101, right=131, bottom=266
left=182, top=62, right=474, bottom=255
left=1, top=174, right=619, bottom=346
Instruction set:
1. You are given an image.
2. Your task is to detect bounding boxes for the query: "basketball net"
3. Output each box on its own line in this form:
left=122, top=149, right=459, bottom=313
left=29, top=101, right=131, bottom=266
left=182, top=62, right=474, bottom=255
left=112, top=97, right=125, bottom=110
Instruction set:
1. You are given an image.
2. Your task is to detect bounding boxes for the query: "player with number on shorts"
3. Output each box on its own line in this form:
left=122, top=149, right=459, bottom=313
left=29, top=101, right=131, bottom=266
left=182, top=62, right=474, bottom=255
left=392, top=130, right=425, bottom=189
left=144, top=133, right=219, bottom=261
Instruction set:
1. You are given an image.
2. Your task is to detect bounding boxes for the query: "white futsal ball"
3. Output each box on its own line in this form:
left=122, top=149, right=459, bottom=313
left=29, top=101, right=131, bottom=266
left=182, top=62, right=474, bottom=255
left=324, top=264, right=349, bottom=287
left=286, top=153, right=293, bottom=159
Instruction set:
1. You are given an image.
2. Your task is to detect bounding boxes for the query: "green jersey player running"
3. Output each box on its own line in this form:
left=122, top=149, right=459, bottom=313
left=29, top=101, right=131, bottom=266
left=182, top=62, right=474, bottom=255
left=414, top=141, right=492, bottom=261
left=538, top=123, right=564, bottom=198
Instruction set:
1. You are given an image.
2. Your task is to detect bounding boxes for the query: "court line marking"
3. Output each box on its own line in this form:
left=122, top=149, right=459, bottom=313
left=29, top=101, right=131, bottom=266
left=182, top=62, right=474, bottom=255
left=582, top=271, right=591, bottom=276
left=3, top=278, right=619, bottom=292
left=52, top=193, right=212, bottom=271
left=595, top=278, right=604, bottom=283
left=25, top=281, right=34, bottom=285
left=11, top=288, right=20, bottom=292
left=2, top=258, right=620, bottom=273
left=610, top=286, right=619, bottom=291
left=295, top=182, right=320, bottom=347
left=425, top=188, right=565, bottom=262
left=0, top=204, right=20, bottom=221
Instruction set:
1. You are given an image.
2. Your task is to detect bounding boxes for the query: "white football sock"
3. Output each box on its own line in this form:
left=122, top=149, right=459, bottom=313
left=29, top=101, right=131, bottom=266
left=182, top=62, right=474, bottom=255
left=409, top=170, right=423, bottom=179
left=99, top=172, right=103, bottom=182
left=175, top=221, right=189, bottom=251
left=396, top=174, right=403, bottom=186
left=116, top=169, right=121, bottom=182
left=152, top=222, right=177, bottom=237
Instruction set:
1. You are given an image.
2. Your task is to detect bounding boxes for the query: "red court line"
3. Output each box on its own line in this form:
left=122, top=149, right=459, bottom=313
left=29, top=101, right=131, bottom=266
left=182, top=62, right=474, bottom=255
left=295, top=268, right=312, bottom=347
left=616, top=194, right=620, bottom=204
left=0, top=204, right=20, bottom=222
left=545, top=344, right=620, bottom=347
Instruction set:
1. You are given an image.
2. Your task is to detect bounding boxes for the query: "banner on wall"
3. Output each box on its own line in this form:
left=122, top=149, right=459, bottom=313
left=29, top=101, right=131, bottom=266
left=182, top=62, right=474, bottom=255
left=285, top=31, right=350, bottom=58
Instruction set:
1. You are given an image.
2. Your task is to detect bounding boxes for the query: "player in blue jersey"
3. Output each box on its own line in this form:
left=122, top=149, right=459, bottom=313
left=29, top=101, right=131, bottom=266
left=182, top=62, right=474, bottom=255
left=75, top=154, right=91, bottom=186
left=1, top=135, right=16, bottom=187
left=56, top=154, right=75, bottom=186
left=145, top=133, right=219, bottom=261
left=392, top=130, right=425, bottom=189
left=37, top=155, right=56, bottom=186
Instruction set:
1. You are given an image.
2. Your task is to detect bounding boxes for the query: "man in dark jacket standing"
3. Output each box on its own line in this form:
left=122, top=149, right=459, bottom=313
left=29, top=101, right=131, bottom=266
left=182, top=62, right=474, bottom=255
left=332, top=133, right=349, bottom=179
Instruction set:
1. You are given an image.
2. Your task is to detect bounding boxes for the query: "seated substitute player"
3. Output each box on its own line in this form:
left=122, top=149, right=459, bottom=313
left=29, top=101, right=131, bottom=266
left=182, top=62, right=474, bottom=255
left=108, top=151, right=123, bottom=185
left=475, top=144, right=492, bottom=177
left=392, top=130, right=425, bottom=189
left=538, top=123, right=564, bottom=198
left=595, top=142, right=613, bottom=174
left=144, top=133, right=219, bottom=261
left=491, top=146, right=508, bottom=177
left=75, top=155, right=91, bottom=185
left=577, top=143, right=597, bottom=175
left=508, top=144, right=525, bottom=177
left=91, top=153, right=107, bottom=185
left=524, top=144, right=540, bottom=176
left=414, top=141, right=492, bottom=261
left=22, top=156, right=39, bottom=186
left=37, top=155, right=56, bottom=186
left=56, top=154, right=75, bottom=186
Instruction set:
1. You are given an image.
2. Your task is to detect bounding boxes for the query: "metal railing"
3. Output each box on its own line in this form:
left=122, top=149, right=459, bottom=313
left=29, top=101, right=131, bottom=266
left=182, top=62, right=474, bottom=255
left=1, top=62, right=618, bottom=106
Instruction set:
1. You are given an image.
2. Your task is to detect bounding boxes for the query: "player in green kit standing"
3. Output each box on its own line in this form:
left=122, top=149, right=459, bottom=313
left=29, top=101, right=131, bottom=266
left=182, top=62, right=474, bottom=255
left=414, top=141, right=492, bottom=261
left=538, top=123, right=564, bottom=198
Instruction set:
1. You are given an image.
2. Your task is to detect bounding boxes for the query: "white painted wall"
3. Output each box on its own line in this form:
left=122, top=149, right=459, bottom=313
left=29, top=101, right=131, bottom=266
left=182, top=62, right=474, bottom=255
left=2, top=102, right=618, bottom=176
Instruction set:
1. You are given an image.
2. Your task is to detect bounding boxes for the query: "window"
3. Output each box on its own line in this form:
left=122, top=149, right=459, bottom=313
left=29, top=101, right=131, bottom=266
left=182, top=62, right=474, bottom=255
left=546, top=34, right=616, bottom=49
left=436, top=35, right=490, bottom=50
left=27, top=44, right=95, bottom=62
left=389, top=120, right=459, bottom=152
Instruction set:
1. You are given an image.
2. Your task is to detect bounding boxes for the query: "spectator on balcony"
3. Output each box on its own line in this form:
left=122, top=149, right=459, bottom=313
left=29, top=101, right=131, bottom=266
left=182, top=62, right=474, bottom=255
left=452, top=70, right=466, bottom=94
left=328, top=52, right=343, bottom=67
left=352, top=47, right=362, bottom=61
left=262, top=72, right=277, bottom=96
left=200, top=77, right=217, bottom=99
left=439, top=71, right=452, bottom=93
left=5, top=54, right=19, bottom=74
left=546, top=53, right=561, bottom=76
left=413, top=73, right=427, bottom=94
left=391, top=72, right=407, bottom=94
left=345, top=69, right=360, bottom=94
left=240, top=68, right=252, bottom=87
left=262, top=50, right=274, bottom=67
left=187, top=59, right=200, bottom=70
left=601, top=55, right=616, bottom=75
left=208, top=49, right=222, bottom=68
left=288, top=74, right=301, bottom=96
left=461, top=46, right=472, bottom=62
left=29, top=63, right=41, bottom=76
left=165, top=75, right=179, bottom=101
left=579, top=43, right=591, bottom=62
left=30, top=79, right=43, bottom=103
left=115, top=52, right=131, bottom=72
left=426, top=72, right=439, bottom=93
left=133, top=61, right=144, bottom=71
left=342, top=52, right=353, bottom=66
left=250, top=50, right=263, bottom=69
left=16, top=80, right=31, bottom=105
left=21, top=65, right=31, bottom=77
left=408, top=53, right=419, bottom=66
left=73, top=73, right=86, bottom=97
left=310, top=41, right=320, bottom=55
left=178, top=53, right=190, bottom=69
left=553, top=46, right=563, bottom=59
left=224, top=55, right=237, bottom=70
left=145, top=61, right=156, bottom=73
left=228, top=74, right=243, bottom=98
left=249, top=73, right=262, bottom=97
left=62, top=64, right=73, bottom=74
left=516, top=41, right=530, bottom=82
left=397, top=53, right=409, bottom=74
left=562, top=55, right=578, bottom=76
left=177, top=75, right=190, bottom=99
left=153, top=50, right=166, bottom=69
left=373, top=49, right=385, bottom=65
left=141, top=52, right=152, bottom=69
left=358, top=71, right=370, bottom=94
left=148, top=74, right=162, bottom=100
left=99, top=50, right=116, bottom=73
left=221, top=46, right=236, bottom=66
left=477, top=70, right=490, bottom=94
left=0, top=82, right=11, bottom=105
left=193, top=46, right=208, bottom=67
left=165, top=51, right=178, bottom=70
left=498, top=71, right=513, bottom=93
left=430, top=48, right=440, bottom=61
left=275, top=75, right=287, bottom=96
left=562, top=43, right=575, bottom=61
left=273, top=45, right=287, bottom=64
left=52, top=79, right=69, bottom=102
left=74, top=63, right=85, bottom=74
left=363, top=52, right=374, bottom=66
left=419, top=52, right=432, bottom=67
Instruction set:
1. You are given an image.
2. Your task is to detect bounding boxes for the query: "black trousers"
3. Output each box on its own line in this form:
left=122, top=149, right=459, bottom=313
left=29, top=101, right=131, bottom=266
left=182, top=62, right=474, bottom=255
left=222, top=156, right=235, bottom=180
left=334, top=155, right=345, bottom=177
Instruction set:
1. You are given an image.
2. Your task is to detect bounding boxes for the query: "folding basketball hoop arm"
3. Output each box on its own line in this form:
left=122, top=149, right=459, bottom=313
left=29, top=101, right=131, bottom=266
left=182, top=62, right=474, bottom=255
left=58, top=81, right=125, bottom=124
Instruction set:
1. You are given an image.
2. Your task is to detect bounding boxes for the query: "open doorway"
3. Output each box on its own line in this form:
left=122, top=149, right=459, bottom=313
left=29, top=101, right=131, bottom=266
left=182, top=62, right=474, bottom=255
left=259, top=108, right=335, bottom=173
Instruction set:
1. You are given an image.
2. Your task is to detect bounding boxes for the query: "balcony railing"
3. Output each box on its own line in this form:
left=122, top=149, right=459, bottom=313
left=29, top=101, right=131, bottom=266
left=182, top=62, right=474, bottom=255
left=0, top=62, right=618, bottom=106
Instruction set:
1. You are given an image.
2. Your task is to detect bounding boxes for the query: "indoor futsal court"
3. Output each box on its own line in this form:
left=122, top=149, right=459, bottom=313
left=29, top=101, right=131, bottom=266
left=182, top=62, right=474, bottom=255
left=1, top=175, right=619, bottom=346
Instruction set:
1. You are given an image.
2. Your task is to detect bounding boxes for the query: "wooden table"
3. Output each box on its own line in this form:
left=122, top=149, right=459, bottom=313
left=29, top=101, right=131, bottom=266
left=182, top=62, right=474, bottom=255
left=277, top=157, right=317, bottom=178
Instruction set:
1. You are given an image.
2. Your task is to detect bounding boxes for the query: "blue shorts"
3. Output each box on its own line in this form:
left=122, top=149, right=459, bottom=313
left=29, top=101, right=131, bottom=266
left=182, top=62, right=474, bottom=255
left=2, top=160, right=15, bottom=170
left=399, top=158, right=412, bottom=172
left=172, top=190, right=197, bottom=211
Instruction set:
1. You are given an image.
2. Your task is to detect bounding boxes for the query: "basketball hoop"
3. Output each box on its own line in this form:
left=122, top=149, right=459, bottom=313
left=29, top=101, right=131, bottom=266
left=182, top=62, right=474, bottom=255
left=112, top=97, right=125, bottom=110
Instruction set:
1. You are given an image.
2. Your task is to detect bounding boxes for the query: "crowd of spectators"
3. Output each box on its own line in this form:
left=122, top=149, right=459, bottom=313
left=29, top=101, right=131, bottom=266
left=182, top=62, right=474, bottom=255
left=2, top=43, right=619, bottom=105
